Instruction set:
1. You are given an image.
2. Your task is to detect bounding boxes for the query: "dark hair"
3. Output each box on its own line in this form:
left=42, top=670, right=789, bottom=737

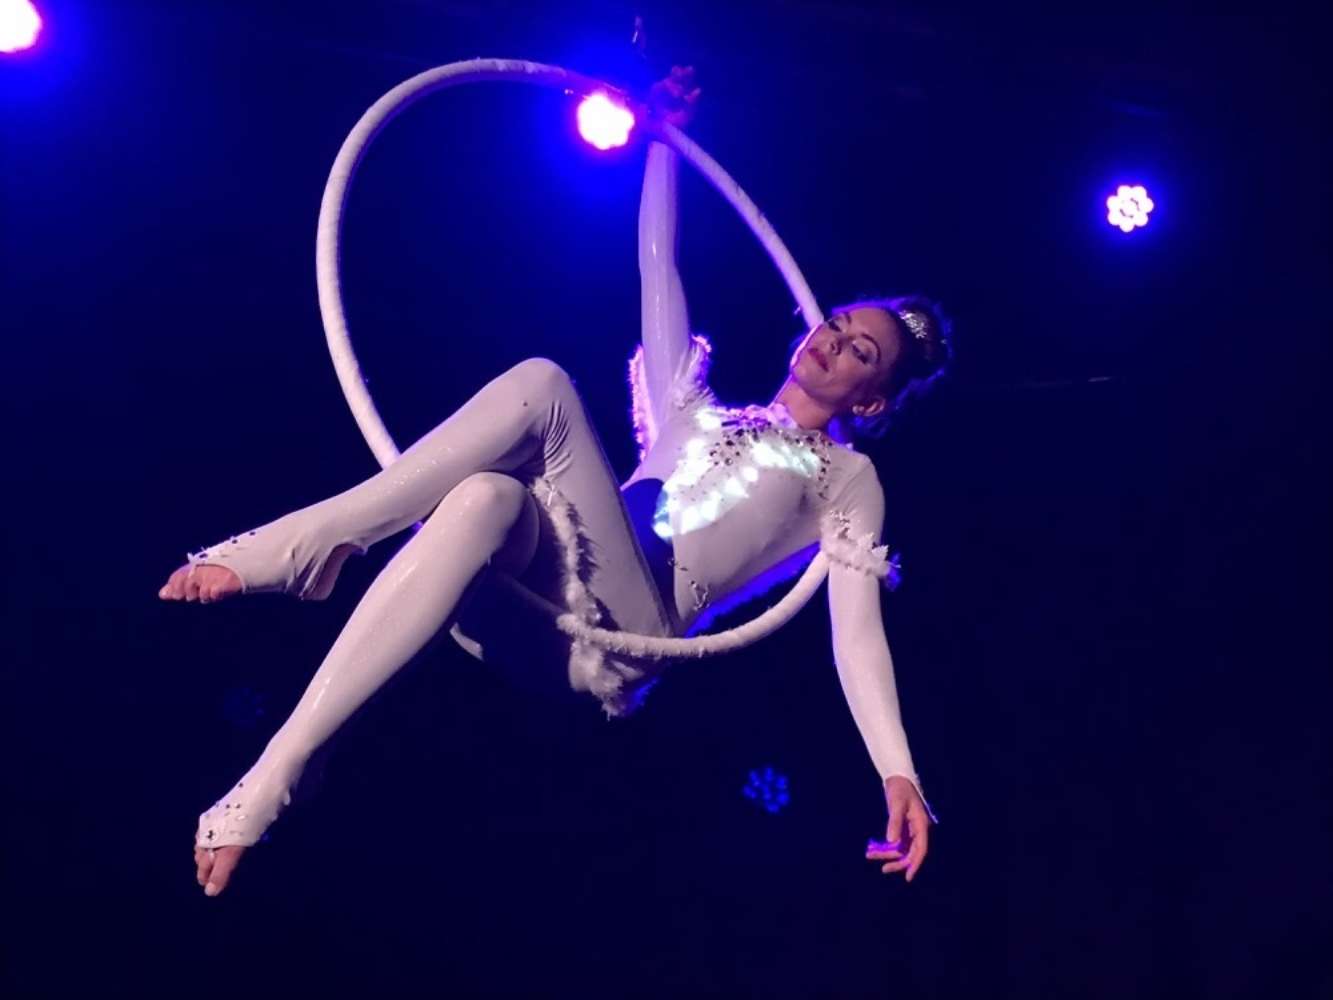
left=833, top=294, right=953, bottom=440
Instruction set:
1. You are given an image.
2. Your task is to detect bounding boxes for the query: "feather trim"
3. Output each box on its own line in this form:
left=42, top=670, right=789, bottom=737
left=820, top=511, right=903, bottom=591
left=530, top=476, right=656, bottom=717
left=628, top=334, right=717, bottom=460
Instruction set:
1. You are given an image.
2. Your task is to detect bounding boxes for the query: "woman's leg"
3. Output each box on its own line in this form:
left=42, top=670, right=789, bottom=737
left=163, top=358, right=628, bottom=601
left=192, top=360, right=673, bottom=890
left=196, top=471, right=538, bottom=856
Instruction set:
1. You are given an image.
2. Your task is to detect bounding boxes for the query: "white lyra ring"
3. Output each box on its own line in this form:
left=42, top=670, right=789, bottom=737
left=316, top=58, right=831, bottom=658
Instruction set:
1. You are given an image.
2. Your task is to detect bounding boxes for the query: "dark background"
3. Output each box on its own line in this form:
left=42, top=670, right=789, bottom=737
left=3, top=3, right=1328, bottom=996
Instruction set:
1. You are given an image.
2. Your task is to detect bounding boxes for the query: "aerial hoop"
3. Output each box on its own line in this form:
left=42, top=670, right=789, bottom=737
left=316, top=58, right=834, bottom=658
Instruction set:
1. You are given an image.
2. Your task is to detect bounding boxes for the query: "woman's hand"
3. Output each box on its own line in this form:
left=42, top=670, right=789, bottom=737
left=194, top=843, right=246, bottom=897
left=647, top=65, right=700, bottom=129
left=865, top=775, right=931, bottom=882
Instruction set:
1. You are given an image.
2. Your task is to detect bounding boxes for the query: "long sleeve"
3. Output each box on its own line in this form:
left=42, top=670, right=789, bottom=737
left=636, top=140, right=694, bottom=431
left=823, top=465, right=938, bottom=821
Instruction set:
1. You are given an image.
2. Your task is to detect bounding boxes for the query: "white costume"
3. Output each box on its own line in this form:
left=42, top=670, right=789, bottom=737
left=190, top=142, right=931, bottom=850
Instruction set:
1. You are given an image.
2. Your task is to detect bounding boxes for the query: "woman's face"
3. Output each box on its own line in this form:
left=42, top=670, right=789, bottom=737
left=790, top=307, right=905, bottom=418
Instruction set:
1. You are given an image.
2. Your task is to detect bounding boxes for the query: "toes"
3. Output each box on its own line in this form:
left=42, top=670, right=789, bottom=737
left=162, top=564, right=242, bottom=603
left=198, top=568, right=241, bottom=604
left=160, top=566, right=187, bottom=600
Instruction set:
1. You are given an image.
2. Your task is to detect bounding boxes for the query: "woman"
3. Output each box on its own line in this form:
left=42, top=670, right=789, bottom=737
left=162, top=67, right=949, bottom=897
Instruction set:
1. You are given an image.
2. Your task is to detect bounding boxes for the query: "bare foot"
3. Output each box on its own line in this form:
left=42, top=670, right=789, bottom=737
left=195, top=843, right=246, bottom=897
left=158, top=543, right=358, bottom=603
left=159, top=564, right=241, bottom=603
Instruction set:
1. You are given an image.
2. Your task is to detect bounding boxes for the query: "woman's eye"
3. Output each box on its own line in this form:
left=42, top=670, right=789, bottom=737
left=853, top=349, right=869, bottom=363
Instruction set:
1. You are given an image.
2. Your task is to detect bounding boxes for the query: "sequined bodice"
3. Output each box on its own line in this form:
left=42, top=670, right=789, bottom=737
left=625, top=400, right=873, bottom=633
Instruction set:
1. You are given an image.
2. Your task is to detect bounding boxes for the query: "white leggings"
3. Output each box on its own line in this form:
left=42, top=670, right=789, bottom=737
left=194, top=358, right=672, bottom=849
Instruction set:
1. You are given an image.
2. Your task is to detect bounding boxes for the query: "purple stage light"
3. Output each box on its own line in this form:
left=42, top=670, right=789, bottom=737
left=1106, top=184, right=1155, bottom=233
left=576, top=92, right=634, bottom=150
left=0, top=0, right=41, bottom=53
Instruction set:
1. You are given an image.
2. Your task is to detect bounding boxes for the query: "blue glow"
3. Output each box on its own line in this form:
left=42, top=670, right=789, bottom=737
left=1106, top=184, right=1154, bottom=232
left=0, top=0, right=40, bottom=53
left=743, top=766, right=791, bottom=814
left=576, top=92, right=634, bottom=150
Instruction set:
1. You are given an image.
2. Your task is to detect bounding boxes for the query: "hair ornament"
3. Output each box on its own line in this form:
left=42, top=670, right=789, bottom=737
left=896, top=309, right=932, bottom=342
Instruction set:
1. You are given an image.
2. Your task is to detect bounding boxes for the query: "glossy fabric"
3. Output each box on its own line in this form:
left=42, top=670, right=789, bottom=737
left=191, top=142, right=930, bottom=849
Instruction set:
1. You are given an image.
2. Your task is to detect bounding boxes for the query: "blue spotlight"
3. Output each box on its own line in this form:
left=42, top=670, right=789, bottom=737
left=576, top=92, right=634, bottom=150
left=0, top=0, right=41, bottom=53
left=1106, top=184, right=1155, bottom=233
left=742, top=766, right=791, bottom=814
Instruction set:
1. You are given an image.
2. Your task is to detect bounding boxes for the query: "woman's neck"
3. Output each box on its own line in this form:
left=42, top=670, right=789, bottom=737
left=771, top=378, right=838, bottom=432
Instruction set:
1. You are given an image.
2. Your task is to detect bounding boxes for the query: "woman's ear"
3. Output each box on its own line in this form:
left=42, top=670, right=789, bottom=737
left=852, top=394, right=887, bottom=419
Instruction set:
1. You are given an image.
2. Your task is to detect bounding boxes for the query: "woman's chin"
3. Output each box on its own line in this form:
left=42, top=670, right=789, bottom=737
left=791, top=358, right=825, bottom=383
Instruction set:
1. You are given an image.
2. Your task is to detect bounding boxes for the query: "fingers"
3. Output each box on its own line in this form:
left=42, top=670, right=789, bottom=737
left=865, top=838, right=905, bottom=861
left=866, top=835, right=908, bottom=875
left=879, top=856, right=912, bottom=875
left=648, top=66, right=700, bottom=128
left=872, top=781, right=936, bottom=882
left=194, top=840, right=242, bottom=897
left=885, top=798, right=904, bottom=844
left=904, top=805, right=931, bottom=883
left=195, top=845, right=214, bottom=886
left=664, top=66, right=698, bottom=99
left=204, top=846, right=243, bottom=897
left=182, top=566, right=202, bottom=602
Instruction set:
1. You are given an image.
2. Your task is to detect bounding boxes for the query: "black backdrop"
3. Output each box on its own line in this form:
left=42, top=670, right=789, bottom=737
left=3, top=4, right=1328, bottom=997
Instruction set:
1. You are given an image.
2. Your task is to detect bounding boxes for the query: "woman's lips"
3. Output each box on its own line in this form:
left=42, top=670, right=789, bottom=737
left=808, top=346, right=829, bottom=371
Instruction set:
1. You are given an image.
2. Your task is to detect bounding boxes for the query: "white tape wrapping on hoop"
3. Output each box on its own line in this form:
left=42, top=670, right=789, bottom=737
left=315, top=58, right=830, bottom=659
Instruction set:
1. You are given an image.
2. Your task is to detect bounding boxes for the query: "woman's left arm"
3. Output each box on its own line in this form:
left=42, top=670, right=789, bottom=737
left=825, top=469, right=935, bottom=881
left=636, top=67, right=702, bottom=431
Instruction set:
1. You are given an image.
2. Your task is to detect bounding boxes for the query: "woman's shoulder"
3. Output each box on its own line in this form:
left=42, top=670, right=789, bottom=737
left=828, top=442, right=879, bottom=481
left=822, top=447, right=884, bottom=510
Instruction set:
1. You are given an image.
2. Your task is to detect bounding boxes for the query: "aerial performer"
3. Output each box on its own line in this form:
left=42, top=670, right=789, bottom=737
left=160, top=65, right=952, bottom=897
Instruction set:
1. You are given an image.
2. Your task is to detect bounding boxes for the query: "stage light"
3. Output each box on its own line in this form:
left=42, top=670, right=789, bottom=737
left=0, top=0, right=41, bottom=53
left=576, top=92, right=634, bottom=150
left=743, top=766, right=791, bottom=814
left=1106, top=184, right=1154, bottom=233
